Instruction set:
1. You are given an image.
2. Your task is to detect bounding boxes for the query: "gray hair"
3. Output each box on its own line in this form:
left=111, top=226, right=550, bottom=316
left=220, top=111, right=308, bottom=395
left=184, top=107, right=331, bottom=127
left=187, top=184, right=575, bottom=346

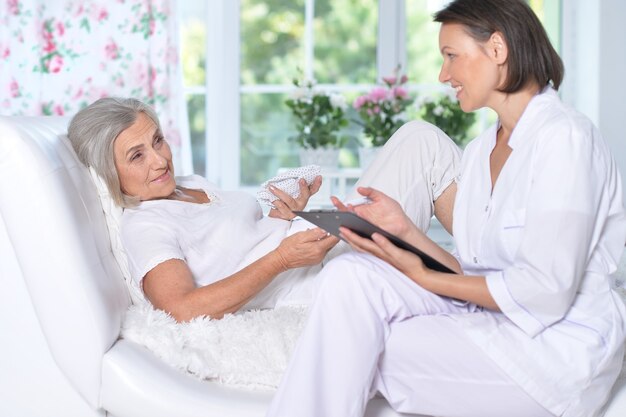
left=67, top=97, right=162, bottom=208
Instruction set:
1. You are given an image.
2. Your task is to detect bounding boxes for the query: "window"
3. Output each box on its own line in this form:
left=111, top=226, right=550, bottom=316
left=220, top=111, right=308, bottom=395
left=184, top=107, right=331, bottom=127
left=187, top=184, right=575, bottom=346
left=179, top=1, right=561, bottom=191
left=239, top=0, right=378, bottom=187
left=529, top=0, right=561, bottom=52
left=180, top=1, right=442, bottom=190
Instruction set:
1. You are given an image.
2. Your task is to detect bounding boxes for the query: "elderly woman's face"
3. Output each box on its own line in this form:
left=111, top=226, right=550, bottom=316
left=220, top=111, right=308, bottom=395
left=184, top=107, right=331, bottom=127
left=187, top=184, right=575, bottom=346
left=113, top=112, right=176, bottom=201
left=438, top=23, right=504, bottom=112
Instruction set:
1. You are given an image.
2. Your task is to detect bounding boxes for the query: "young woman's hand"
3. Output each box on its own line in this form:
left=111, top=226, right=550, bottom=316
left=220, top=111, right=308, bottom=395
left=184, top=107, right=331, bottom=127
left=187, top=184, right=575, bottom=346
left=274, top=227, right=338, bottom=269
left=332, top=186, right=414, bottom=239
left=339, top=227, right=429, bottom=283
left=268, top=175, right=323, bottom=220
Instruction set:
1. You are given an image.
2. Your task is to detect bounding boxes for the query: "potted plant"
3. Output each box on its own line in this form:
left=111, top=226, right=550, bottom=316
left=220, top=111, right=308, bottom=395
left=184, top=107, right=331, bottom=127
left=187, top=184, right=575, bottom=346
left=417, top=90, right=477, bottom=147
left=285, top=78, right=349, bottom=168
left=352, top=73, right=414, bottom=167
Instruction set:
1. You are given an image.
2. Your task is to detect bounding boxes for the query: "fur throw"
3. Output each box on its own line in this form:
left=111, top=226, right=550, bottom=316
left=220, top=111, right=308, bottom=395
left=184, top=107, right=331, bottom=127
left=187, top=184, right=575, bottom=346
left=121, top=303, right=307, bottom=390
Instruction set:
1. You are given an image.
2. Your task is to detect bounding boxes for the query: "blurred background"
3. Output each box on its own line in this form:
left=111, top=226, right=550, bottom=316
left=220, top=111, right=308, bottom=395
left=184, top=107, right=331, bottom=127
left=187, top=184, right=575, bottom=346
left=178, top=0, right=625, bottom=198
left=1, top=0, right=624, bottom=200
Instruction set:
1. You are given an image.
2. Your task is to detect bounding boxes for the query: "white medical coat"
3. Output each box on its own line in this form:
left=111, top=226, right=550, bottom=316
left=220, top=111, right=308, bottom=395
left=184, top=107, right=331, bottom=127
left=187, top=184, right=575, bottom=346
left=452, top=88, right=626, bottom=416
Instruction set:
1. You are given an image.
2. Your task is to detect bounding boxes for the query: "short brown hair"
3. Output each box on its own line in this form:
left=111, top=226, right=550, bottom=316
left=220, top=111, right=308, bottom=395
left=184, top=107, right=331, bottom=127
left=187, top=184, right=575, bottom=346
left=434, top=0, right=564, bottom=93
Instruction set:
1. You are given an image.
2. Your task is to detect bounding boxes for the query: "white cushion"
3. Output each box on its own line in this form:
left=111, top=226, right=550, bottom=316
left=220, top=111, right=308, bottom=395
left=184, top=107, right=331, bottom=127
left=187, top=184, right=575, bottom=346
left=87, top=166, right=144, bottom=304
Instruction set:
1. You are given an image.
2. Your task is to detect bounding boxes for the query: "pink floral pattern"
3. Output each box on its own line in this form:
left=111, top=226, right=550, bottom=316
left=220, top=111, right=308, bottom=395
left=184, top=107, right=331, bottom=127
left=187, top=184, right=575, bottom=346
left=0, top=0, right=191, bottom=173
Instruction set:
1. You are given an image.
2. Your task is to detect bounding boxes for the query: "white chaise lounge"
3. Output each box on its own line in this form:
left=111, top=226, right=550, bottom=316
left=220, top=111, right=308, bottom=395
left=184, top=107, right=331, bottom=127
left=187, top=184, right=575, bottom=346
left=1, top=116, right=625, bottom=417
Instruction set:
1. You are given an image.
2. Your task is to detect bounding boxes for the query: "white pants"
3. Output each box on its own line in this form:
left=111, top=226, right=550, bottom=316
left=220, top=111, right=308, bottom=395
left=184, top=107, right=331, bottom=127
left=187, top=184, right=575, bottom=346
left=265, top=253, right=554, bottom=417
left=251, top=121, right=462, bottom=310
left=348, top=120, right=462, bottom=232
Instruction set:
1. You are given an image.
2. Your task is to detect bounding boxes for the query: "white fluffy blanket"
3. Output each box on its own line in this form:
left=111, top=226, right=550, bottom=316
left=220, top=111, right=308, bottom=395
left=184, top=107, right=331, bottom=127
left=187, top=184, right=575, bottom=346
left=121, top=303, right=307, bottom=390
left=122, top=251, right=626, bottom=390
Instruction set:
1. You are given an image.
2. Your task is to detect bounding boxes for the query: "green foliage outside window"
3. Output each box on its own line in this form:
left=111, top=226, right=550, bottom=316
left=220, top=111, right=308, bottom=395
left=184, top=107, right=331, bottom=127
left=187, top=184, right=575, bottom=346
left=417, top=93, right=477, bottom=147
left=284, top=78, right=349, bottom=149
left=181, top=0, right=555, bottom=183
left=239, top=0, right=378, bottom=184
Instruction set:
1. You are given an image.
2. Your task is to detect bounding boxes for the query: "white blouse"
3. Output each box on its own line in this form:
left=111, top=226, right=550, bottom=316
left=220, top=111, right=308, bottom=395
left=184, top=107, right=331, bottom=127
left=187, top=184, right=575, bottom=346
left=452, top=88, right=626, bottom=416
left=120, top=175, right=324, bottom=309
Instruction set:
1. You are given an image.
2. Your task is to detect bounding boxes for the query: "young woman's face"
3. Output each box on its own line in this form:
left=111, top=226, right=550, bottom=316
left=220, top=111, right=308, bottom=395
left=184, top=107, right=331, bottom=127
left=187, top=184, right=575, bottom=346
left=113, top=112, right=176, bottom=201
left=438, top=23, right=503, bottom=112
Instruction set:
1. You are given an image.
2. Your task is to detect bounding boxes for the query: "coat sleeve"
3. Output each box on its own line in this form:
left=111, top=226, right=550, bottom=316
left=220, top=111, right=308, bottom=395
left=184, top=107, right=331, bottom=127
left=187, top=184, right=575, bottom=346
left=485, top=118, right=608, bottom=338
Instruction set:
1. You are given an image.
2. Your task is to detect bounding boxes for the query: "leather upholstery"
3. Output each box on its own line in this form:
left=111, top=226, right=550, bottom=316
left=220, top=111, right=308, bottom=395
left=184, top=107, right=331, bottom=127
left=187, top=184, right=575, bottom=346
left=0, top=116, right=129, bottom=409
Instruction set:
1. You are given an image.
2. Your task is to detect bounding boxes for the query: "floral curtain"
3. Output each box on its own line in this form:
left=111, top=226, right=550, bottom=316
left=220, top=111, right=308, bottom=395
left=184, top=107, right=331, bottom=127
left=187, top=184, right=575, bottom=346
left=0, top=0, right=192, bottom=174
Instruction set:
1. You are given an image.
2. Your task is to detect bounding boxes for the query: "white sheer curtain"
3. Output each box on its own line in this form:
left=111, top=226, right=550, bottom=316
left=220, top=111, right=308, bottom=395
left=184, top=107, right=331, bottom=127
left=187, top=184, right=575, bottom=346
left=0, top=0, right=192, bottom=174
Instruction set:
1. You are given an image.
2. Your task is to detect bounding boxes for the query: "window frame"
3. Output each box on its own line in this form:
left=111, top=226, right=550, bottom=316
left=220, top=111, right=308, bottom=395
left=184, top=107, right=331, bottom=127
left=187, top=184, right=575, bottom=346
left=184, top=0, right=414, bottom=190
left=184, top=0, right=558, bottom=191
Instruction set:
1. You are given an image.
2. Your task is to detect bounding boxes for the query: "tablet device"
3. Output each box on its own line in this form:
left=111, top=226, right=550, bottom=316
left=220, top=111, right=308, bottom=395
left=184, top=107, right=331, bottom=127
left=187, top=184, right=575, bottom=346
left=293, top=210, right=456, bottom=274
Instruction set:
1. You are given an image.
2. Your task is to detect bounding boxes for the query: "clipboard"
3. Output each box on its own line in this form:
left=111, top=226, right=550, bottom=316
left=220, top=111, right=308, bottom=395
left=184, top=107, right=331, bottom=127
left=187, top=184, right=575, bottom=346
left=293, top=210, right=457, bottom=274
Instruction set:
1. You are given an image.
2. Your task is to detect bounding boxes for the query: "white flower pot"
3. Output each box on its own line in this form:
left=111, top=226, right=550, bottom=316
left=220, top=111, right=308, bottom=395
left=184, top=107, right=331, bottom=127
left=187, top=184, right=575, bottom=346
left=358, top=146, right=381, bottom=169
left=299, top=147, right=340, bottom=169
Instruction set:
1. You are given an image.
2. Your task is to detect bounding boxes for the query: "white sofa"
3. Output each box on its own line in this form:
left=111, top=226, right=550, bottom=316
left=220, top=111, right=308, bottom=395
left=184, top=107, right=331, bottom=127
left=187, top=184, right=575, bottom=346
left=0, top=115, right=625, bottom=417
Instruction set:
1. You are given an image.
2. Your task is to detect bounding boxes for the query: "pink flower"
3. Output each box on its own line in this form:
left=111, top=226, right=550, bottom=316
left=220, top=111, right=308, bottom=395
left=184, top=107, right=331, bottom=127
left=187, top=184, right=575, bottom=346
left=368, top=87, right=388, bottom=102
left=42, top=22, right=53, bottom=41
left=97, top=8, right=109, bottom=21
left=353, top=95, right=369, bottom=110
left=9, top=79, right=20, bottom=98
left=41, top=21, right=56, bottom=53
left=382, top=74, right=408, bottom=87
left=1, top=46, right=10, bottom=59
left=43, top=40, right=56, bottom=53
left=392, top=87, right=408, bottom=99
left=8, top=0, right=19, bottom=15
left=104, top=39, right=119, bottom=60
left=382, top=76, right=396, bottom=86
left=53, top=104, right=64, bottom=115
left=46, top=54, right=64, bottom=73
left=56, top=22, right=65, bottom=36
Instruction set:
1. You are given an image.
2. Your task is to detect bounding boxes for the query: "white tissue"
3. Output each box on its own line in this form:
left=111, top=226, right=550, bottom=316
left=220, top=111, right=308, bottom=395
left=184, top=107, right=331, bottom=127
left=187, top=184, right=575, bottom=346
left=257, top=165, right=321, bottom=207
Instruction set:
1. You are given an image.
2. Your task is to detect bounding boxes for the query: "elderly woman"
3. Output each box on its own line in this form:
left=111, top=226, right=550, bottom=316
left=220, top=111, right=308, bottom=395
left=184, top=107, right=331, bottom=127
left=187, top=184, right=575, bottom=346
left=68, top=97, right=462, bottom=322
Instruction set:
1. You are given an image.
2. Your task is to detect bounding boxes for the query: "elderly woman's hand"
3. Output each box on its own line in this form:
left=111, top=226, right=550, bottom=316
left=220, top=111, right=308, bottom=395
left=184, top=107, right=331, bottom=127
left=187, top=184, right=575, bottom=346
left=268, top=175, right=323, bottom=221
left=274, top=227, right=338, bottom=269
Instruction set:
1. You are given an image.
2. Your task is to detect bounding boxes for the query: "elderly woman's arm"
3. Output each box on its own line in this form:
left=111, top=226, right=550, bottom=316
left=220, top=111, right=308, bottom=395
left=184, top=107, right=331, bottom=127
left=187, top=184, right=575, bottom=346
left=143, top=227, right=337, bottom=322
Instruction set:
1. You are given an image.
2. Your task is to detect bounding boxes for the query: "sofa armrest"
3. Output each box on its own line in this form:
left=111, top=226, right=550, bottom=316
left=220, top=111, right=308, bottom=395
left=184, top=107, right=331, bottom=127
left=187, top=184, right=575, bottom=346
left=101, top=339, right=432, bottom=417
left=101, top=339, right=272, bottom=417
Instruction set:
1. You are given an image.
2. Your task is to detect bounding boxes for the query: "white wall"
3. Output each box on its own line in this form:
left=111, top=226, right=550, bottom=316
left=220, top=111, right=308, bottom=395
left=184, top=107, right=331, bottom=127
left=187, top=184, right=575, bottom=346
left=561, top=0, right=626, bottom=201
left=599, top=0, right=626, bottom=199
